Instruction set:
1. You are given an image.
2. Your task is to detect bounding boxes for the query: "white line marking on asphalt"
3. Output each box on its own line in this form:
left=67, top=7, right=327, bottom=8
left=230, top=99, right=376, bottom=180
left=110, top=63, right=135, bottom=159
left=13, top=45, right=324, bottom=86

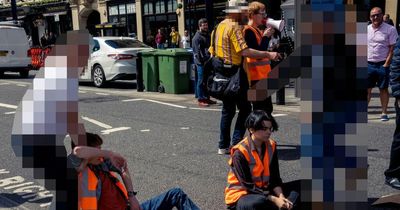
left=4, top=182, right=35, bottom=190
left=17, top=84, right=27, bottom=87
left=188, top=107, right=221, bottom=111
left=95, top=92, right=110, bottom=96
left=81, top=116, right=113, bottom=129
left=40, top=203, right=51, bottom=208
left=0, top=169, right=10, bottom=174
left=140, top=129, right=150, bottom=132
left=272, top=114, right=288, bottom=117
left=122, top=98, right=145, bottom=102
left=79, top=90, right=87, bottom=93
left=4, top=111, right=16, bottom=115
left=180, top=127, right=190, bottom=130
left=0, top=102, right=17, bottom=109
left=0, top=82, right=10, bottom=85
left=144, top=99, right=187, bottom=109
left=101, top=127, right=131, bottom=135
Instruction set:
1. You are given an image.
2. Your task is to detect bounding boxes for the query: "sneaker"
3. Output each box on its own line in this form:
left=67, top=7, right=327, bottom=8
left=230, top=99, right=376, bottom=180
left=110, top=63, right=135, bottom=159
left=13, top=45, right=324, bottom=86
left=385, top=177, right=400, bottom=190
left=381, top=114, right=389, bottom=121
left=218, top=148, right=230, bottom=155
left=206, top=99, right=217, bottom=105
left=198, top=100, right=209, bottom=107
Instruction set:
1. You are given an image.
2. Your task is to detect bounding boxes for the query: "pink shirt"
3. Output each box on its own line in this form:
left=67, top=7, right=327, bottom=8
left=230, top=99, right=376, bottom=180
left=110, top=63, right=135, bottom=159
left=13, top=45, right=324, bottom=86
left=367, top=22, right=398, bottom=62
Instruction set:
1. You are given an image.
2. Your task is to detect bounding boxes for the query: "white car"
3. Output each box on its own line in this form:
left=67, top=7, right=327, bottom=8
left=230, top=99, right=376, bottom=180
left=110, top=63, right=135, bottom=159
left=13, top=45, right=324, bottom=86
left=80, top=37, right=153, bottom=87
left=0, top=22, right=32, bottom=78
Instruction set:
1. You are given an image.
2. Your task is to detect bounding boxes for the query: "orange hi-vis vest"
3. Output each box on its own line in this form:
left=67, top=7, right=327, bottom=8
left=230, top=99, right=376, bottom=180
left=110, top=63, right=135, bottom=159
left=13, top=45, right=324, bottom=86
left=224, top=136, right=276, bottom=205
left=78, top=166, right=128, bottom=210
left=243, top=25, right=271, bottom=81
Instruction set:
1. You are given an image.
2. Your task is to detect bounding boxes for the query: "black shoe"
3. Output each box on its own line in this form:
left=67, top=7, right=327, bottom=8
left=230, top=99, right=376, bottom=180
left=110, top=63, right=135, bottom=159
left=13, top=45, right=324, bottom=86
left=385, top=177, right=400, bottom=190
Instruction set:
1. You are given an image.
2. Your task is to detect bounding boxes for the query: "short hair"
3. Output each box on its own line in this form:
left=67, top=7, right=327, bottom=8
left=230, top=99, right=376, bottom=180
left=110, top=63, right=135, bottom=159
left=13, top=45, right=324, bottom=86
left=71, top=132, right=103, bottom=149
left=248, top=1, right=266, bottom=18
left=245, top=110, right=278, bottom=132
left=198, top=18, right=208, bottom=27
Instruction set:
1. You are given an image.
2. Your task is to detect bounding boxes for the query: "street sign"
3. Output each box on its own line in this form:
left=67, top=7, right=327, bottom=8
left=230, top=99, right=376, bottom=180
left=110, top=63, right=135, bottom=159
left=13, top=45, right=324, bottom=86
left=54, top=14, right=59, bottom=22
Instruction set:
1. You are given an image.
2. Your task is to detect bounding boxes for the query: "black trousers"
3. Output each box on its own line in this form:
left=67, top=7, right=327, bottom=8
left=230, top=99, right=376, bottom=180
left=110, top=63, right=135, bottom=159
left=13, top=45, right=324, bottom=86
left=385, top=99, right=400, bottom=178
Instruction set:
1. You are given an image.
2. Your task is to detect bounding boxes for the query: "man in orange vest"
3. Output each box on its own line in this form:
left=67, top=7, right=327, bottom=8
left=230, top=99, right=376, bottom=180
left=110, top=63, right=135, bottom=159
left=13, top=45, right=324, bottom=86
left=243, top=1, right=274, bottom=116
left=69, top=132, right=200, bottom=210
left=224, top=111, right=294, bottom=210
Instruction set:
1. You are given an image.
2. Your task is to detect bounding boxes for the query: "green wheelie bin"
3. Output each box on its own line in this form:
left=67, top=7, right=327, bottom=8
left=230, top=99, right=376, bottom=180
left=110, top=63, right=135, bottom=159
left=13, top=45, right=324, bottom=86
left=141, top=50, right=159, bottom=92
left=156, top=49, right=192, bottom=94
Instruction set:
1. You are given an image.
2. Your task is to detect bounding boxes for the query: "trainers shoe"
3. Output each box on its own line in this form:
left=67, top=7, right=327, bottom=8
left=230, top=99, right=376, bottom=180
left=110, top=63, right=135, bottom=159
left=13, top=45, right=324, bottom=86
left=218, top=148, right=230, bottom=155
left=198, top=100, right=209, bottom=107
left=381, top=114, right=389, bottom=121
left=385, top=177, right=400, bottom=190
left=206, top=99, right=217, bottom=105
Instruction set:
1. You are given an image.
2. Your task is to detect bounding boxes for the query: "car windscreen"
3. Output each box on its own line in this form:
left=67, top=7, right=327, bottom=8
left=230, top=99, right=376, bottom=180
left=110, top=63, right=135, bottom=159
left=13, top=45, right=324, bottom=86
left=105, top=40, right=149, bottom=48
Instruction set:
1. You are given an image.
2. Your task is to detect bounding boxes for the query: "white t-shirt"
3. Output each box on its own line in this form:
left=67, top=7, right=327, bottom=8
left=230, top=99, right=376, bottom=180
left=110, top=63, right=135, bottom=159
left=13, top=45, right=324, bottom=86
left=181, top=35, right=190, bottom=48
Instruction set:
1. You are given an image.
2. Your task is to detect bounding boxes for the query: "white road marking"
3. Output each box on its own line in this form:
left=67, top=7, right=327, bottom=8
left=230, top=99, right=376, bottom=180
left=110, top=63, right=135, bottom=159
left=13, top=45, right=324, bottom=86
left=0, top=102, right=17, bottom=109
left=272, top=114, right=288, bottom=117
left=78, top=90, right=87, bottom=93
left=189, top=107, right=221, bottom=112
left=144, top=99, right=187, bottom=109
left=0, top=82, right=10, bottom=85
left=40, top=203, right=51, bottom=208
left=122, top=98, right=145, bottom=102
left=95, top=92, right=110, bottom=96
left=81, top=116, right=113, bottom=129
left=4, top=111, right=16, bottom=115
left=140, top=129, right=150, bottom=132
left=17, top=84, right=27, bottom=87
left=101, top=127, right=131, bottom=135
left=180, top=127, right=190, bottom=130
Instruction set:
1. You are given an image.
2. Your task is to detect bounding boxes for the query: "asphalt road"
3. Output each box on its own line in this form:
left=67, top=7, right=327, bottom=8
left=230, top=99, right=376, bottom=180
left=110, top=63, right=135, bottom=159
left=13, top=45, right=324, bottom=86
left=0, top=72, right=399, bottom=209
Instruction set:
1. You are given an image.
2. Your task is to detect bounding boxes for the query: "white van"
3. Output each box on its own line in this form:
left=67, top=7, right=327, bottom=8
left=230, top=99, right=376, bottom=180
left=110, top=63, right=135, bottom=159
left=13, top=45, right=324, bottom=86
left=0, top=23, right=32, bottom=78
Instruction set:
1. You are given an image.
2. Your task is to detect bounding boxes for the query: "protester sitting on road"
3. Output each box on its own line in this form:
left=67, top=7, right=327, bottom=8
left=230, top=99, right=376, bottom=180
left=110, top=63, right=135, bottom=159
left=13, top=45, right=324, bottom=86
left=69, top=132, right=200, bottom=210
left=225, top=110, right=294, bottom=210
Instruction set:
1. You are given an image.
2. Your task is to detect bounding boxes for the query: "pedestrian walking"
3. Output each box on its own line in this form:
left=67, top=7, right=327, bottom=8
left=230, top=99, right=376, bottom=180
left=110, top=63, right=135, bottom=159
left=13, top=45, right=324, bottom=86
left=170, top=26, right=180, bottom=48
left=224, top=110, right=295, bottom=210
left=192, top=18, right=217, bottom=107
left=181, top=30, right=190, bottom=49
left=367, top=7, right=398, bottom=121
left=70, top=132, right=200, bottom=210
left=209, top=0, right=281, bottom=155
left=243, top=1, right=275, bottom=116
left=155, top=29, right=166, bottom=49
left=385, top=36, right=400, bottom=189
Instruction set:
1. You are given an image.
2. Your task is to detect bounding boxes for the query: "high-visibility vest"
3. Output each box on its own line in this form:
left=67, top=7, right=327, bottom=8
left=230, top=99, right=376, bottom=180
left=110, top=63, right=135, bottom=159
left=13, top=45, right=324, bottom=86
left=224, top=136, right=276, bottom=205
left=243, top=25, right=271, bottom=81
left=78, top=166, right=128, bottom=210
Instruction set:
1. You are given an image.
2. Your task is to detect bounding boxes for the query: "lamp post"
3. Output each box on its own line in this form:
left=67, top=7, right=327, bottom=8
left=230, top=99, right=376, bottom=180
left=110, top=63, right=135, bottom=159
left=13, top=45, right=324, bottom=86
left=11, top=0, right=17, bottom=21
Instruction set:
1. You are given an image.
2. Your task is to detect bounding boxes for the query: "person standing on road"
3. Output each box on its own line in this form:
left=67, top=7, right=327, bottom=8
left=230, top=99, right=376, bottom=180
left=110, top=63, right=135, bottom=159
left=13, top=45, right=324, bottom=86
left=224, top=110, right=294, bottom=210
left=192, top=18, right=217, bottom=107
left=243, top=1, right=274, bottom=116
left=70, top=132, right=200, bottom=210
left=367, top=7, right=398, bottom=121
left=385, top=37, right=400, bottom=189
left=209, top=0, right=281, bottom=155
left=170, top=26, right=180, bottom=48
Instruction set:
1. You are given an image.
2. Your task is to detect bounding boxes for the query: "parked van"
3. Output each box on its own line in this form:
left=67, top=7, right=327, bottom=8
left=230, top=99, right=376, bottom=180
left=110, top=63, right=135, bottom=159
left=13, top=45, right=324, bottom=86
left=0, top=22, right=32, bottom=78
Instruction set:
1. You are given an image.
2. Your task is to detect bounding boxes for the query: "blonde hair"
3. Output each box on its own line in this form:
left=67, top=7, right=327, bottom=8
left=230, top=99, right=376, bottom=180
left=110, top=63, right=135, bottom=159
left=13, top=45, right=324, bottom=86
left=248, top=1, right=266, bottom=18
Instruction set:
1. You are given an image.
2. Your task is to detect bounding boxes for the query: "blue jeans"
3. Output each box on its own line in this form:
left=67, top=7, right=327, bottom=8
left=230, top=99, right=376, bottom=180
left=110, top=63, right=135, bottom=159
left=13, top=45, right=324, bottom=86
left=195, top=64, right=208, bottom=100
left=140, top=188, right=200, bottom=210
left=157, top=43, right=164, bottom=49
left=219, top=92, right=252, bottom=149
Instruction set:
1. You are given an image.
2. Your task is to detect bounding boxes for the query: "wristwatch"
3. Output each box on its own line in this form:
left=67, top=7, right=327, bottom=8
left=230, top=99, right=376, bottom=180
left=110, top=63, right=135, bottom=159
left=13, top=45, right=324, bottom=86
left=127, top=191, right=137, bottom=197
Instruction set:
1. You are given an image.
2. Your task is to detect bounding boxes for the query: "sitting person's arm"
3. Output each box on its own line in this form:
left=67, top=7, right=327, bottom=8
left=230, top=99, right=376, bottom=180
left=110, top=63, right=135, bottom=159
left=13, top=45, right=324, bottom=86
left=120, top=165, right=142, bottom=210
left=73, top=146, right=126, bottom=170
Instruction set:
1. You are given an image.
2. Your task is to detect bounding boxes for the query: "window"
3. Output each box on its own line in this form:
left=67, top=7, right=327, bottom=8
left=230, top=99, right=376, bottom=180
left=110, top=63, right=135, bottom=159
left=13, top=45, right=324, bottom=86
left=167, top=0, right=177, bottom=12
left=105, top=40, right=151, bottom=48
left=127, top=3, right=136, bottom=14
left=155, top=0, right=165, bottom=14
left=92, top=40, right=100, bottom=52
left=119, top=5, right=126, bottom=15
left=109, top=6, right=118, bottom=16
left=144, top=3, right=153, bottom=15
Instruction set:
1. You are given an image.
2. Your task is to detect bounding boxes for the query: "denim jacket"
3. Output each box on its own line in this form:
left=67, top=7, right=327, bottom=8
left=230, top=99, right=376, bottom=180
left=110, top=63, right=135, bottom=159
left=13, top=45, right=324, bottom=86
left=390, top=38, right=400, bottom=98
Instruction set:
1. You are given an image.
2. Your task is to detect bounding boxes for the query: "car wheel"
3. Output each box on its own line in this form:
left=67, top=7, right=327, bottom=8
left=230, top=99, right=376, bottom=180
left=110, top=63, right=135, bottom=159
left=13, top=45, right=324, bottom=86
left=92, top=65, right=106, bottom=88
left=19, top=70, right=29, bottom=78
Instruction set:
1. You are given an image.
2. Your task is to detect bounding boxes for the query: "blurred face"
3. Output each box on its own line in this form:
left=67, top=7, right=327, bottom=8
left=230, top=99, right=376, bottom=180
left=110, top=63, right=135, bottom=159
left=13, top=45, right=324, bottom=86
left=172, top=27, right=175, bottom=32
left=250, top=120, right=273, bottom=142
left=370, top=8, right=383, bottom=27
left=251, top=9, right=266, bottom=26
left=199, top=22, right=208, bottom=32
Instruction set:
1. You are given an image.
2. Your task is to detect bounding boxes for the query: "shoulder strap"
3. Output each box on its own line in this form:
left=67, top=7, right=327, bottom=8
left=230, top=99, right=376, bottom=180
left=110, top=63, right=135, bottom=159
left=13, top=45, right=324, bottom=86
left=210, top=24, right=219, bottom=56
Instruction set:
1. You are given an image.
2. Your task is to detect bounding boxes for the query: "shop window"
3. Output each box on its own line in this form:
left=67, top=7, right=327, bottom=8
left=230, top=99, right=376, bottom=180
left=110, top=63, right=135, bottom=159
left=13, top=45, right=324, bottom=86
left=155, top=0, right=165, bottom=14
left=110, top=16, right=119, bottom=23
left=119, top=5, right=126, bottom=15
left=109, top=6, right=118, bottom=16
left=144, top=3, right=154, bottom=15
left=127, top=3, right=136, bottom=14
left=167, top=0, right=177, bottom=12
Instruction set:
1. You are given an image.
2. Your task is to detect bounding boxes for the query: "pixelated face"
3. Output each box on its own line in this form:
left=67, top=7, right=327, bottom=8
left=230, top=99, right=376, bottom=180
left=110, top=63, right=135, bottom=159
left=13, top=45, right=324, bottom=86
left=65, top=31, right=93, bottom=74
left=370, top=8, right=383, bottom=26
